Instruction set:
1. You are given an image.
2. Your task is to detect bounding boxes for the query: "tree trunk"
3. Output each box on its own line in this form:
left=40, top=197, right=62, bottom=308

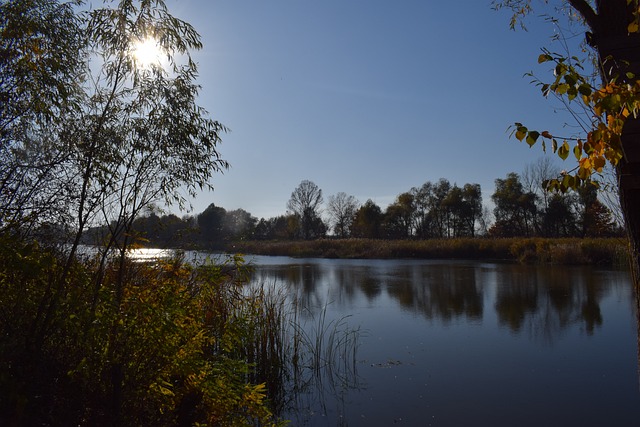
left=619, top=118, right=640, bottom=286
left=592, top=9, right=640, bottom=288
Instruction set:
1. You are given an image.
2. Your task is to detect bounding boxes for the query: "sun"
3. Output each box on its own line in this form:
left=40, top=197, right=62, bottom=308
left=131, top=37, right=162, bottom=68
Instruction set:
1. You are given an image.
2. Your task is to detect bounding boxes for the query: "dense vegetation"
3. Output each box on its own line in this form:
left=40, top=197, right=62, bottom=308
left=0, top=244, right=282, bottom=425
left=229, top=237, right=629, bottom=266
left=0, top=0, right=287, bottom=425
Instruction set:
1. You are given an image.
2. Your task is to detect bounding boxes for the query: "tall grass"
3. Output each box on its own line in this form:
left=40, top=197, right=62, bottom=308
left=234, top=281, right=361, bottom=419
left=230, top=237, right=629, bottom=265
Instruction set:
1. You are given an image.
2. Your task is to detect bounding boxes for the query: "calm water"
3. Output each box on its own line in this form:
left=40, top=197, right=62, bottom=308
left=244, top=256, right=640, bottom=427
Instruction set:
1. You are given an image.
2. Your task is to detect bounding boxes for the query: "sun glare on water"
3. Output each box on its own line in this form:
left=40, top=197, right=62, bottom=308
left=132, top=37, right=162, bottom=68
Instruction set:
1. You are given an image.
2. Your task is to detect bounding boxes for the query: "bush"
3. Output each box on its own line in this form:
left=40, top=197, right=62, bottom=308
left=0, top=238, right=283, bottom=426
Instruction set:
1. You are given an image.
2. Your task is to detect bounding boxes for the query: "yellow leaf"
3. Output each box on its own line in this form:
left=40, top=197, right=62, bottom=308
left=622, top=107, right=630, bottom=118
left=578, top=166, right=591, bottom=180
left=629, top=20, right=639, bottom=33
left=593, top=156, right=606, bottom=172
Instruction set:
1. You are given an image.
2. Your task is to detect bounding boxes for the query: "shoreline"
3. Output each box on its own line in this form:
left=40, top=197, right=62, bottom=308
left=218, top=237, right=630, bottom=266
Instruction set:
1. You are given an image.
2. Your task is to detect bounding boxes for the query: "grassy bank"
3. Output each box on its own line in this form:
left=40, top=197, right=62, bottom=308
left=227, top=237, right=630, bottom=266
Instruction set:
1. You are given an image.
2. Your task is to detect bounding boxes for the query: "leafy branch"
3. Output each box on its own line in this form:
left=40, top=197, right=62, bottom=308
left=511, top=49, right=637, bottom=192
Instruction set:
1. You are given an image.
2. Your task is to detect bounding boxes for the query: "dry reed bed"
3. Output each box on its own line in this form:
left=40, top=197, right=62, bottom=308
left=228, top=238, right=629, bottom=266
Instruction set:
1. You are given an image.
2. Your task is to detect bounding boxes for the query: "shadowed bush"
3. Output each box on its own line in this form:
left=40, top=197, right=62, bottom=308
left=0, top=238, right=284, bottom=426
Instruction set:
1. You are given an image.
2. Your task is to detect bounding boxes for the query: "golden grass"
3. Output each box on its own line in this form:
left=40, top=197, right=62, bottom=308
left=228, top=237, right=629, bottom=266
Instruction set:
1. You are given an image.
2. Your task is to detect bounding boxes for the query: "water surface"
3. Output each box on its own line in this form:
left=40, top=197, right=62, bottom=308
left=245, top=256, right=640, bottom=427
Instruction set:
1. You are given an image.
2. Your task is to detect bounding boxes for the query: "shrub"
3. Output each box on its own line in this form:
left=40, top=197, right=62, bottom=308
left=0, top=238, right=283, bottom=426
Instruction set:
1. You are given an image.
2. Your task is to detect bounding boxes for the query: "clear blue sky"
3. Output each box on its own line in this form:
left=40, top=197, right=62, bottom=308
left=168, top=0, right=573, bottom=220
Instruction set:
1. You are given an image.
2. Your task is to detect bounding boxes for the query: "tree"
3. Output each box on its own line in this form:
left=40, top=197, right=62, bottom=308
left=411, top=179, right=483, bottom=238
left=491, top=173, right=538, bottom=237
left=494, top=0, right=640, bottom=282
left=0, top=0, right=230, bottom=323
left=0, top=0, right=84, bottom=235
left=198, top=203, right=227, bottom=244
left=326, top=192, right=359, bottom=238
left=461, top=183, right=484, bottom=237
left=541, top=193, right=579, bottom=237
left=577, top=182, right=617, bottom=236
left=0, top=1, right=233, bottom=422
left=132, top=211, right=194, bottom=247
left=223, top=208, right=257, bottom=240
left=412, top=182, right=433, bottom=238
left=351, top=199, right=383, bottom=239
left=287, top=180, right=325, bottom=239
left=522, top=157, right=561, bottom=211
left=383, top=192, right=415, bottom=239
left=441, top=185, right=464, bottom=237
left=428, top=179, right=453, bottom=238
left=253, top=215, right=298, bottom=240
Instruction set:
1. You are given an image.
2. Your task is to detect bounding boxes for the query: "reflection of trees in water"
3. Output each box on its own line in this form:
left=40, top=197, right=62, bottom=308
left=251, top=261, right=622, bottom=344
left=493, top=265, right=607, bottom=342
left=251, top=265, right=325, bottom=320
left=252, top=264, right=386, bottom=318
left=494, top=266, right=539, bottom=332
left=357, top=274, right=382, bottom=300
left=384, top=264, right=483, bottom=322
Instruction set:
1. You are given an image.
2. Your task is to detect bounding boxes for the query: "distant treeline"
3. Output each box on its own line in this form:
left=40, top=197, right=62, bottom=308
left=82, top=171, right=624, bottom=251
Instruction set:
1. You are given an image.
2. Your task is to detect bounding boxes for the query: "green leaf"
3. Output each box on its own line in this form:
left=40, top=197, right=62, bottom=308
left=526, top=130, right=540, bottom=147
left=558, top=141, right=570, bottom=160
left=573, top=144, right=582, bottom=160
left=561, top=174, right=575, bottom=189
left=577, top=83, right=592, bottom=97
left=564, top=73, right=577, bottom=86
left=515, top=125, right=527, bottom=141
left=555, top=63, right=567, bottom=77
left=555, top=83, right=569, bottom=95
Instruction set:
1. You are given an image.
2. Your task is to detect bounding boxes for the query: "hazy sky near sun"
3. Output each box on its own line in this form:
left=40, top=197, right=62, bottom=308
left=166, top=0, right=576, bottom=220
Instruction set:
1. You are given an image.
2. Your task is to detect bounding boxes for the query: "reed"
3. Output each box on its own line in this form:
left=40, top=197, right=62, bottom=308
left=229, top=237, right=628, bottom=265
left=230, top=280, right=361, bottom=419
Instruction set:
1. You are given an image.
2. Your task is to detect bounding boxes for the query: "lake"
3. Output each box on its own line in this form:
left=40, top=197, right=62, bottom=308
left=242, top=255, right=640, bottom=427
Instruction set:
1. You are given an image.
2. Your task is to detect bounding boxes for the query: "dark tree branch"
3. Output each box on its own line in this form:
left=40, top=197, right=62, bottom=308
left=568, top=0, right=600, bottom=33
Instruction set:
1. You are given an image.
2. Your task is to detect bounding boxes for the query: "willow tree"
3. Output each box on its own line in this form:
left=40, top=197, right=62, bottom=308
left=0, top=0, right=85, bottom=235
left=495, top=0, right=640, bottom=284
left=1, top=0, right=230, bottom=366
left=0, top=3, right=285, bottom=425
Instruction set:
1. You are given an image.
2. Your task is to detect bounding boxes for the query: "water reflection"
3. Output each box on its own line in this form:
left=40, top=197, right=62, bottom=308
left=493, top=264, right=608, bottom=340
left=250, top=259, right=621, bottom=341
left=246, top=258, right=639, bottom=426
left=384, top=263, right=483, bottom=321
